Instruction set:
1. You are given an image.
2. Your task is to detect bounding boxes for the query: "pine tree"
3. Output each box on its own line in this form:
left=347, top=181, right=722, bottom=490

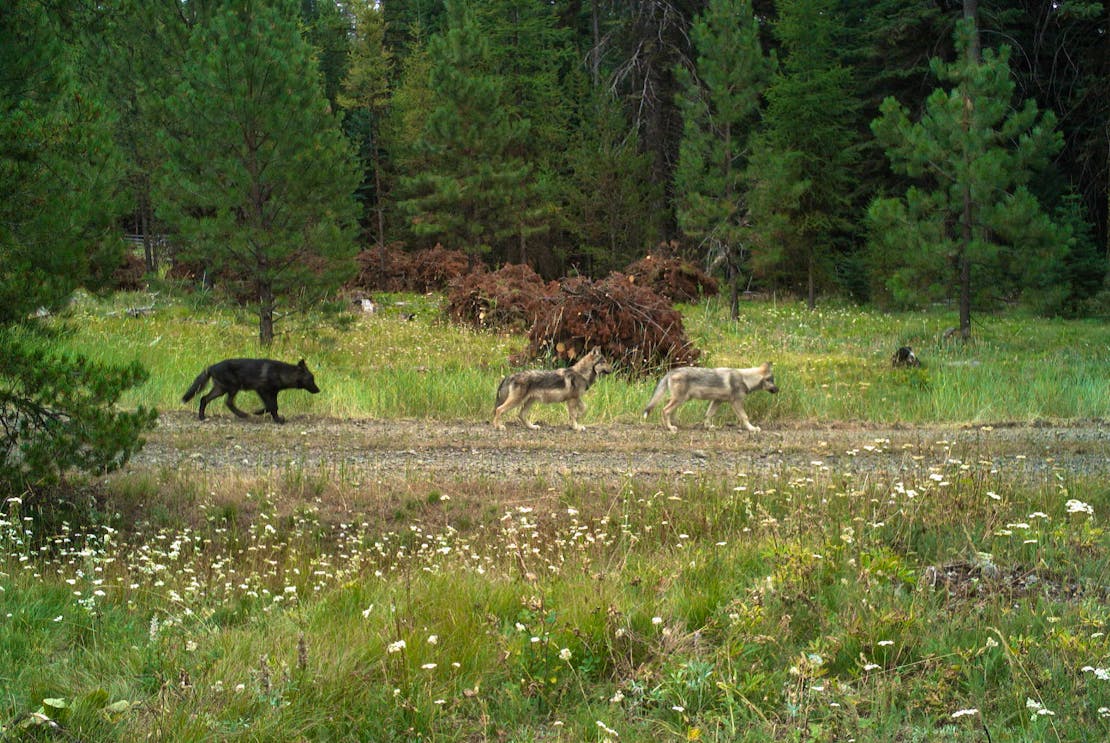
left=674, top=0, right=773, bottom=319
left=397, top=0, right=531, bottom=266
left=1, top=0, right=156, bottom=497
left=156, top=0, right=360, bottom=346
left=747, top=0, right=859, bottom=310
left=338, top=1, right=394, bottom=248
left=868, top=15, right=1066, bottom=335
left=565, top=89, right=662, bottom=276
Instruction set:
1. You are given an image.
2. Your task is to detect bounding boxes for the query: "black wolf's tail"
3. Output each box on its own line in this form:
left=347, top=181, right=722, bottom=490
left=182, top=368, right=211, bottom=402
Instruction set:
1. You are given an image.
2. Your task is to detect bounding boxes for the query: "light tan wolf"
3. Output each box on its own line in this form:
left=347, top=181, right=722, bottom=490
left=493, top=349, right=613, bottom=430
left=642, top=363, right=778, bottom=432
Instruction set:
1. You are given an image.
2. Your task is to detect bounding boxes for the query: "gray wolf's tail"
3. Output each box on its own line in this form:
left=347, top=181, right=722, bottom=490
left=642, top=373, right=671, bottom=418
left=494, top=375, right=512, bottom=409
left=182, top=368, right=211, bottom=402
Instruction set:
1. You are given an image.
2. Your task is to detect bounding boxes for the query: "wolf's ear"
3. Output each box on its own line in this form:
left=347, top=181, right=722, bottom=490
left=298, top=359, right=307, bottom=368
left=762, top=362, right=772, bottom=371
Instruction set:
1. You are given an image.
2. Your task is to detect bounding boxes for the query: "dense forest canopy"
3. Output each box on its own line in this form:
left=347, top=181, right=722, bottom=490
left=5, top=0, right=1109, bottom=319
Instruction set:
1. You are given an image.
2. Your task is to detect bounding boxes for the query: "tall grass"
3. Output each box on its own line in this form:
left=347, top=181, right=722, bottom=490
left=36, top=289, right=1110, bottom=424
left=2, top=453, right=1107, bottom=740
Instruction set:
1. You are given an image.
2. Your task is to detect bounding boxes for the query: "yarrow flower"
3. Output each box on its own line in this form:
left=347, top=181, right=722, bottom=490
left=952, top=708, right=979, bottom=719
left=1026, top=698, right=1055, bottom=719
left=1066, top=499, right=1094, bottom=515
left=386, top=640, right=406, bottom=654
left=559, top=647, right=572, bottom=661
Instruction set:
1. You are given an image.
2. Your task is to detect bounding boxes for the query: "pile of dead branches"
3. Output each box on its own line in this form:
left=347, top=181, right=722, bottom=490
left=445, top=263, right=556, bottom=331
left=351, top=243, right=474, bottom=292
left=410, top=244, right=474, bottom=292
left=624, top=253, right=718, bottom=303
left=351, top=242, right=413, bottom=292
left=525, top=273, right=701, bottom=375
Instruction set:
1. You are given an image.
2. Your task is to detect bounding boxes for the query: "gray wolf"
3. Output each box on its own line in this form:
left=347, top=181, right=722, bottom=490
left=891, top=346, right=920, bottom=367
left=642, top=363, right=778, bottom=432
left=182, top=358, right=320, bottom=424
left=493, top=349, right=613, bottom=430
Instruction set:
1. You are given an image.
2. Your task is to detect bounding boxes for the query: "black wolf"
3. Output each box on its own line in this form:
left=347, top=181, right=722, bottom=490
left=492, top=348, right=613, bottom=430
left=182, top=358, right=320, bottom=424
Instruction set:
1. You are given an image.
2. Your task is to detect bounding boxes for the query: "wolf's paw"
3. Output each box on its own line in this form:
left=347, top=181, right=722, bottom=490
left=745, top=425, right=761, bottom=432
left=666, top=425, right=678, bottom=433
left=526, top=422, right=540, bottom=430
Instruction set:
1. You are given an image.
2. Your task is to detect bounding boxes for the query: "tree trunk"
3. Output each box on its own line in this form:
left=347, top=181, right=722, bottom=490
left=958, top=0, right=979, bottom=339
left=590, top=0, right=601, bottom=89
left=259, top=281, right=275, bottom=346
left=728, top=258, right=739, bottom=321
left=807, top=250, right=816, bottom=310
left=373, top=147, right=385, bottom=250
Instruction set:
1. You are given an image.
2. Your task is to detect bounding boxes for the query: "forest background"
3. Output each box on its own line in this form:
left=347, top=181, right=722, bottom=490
left=6, top=0, right=1109, bottom=331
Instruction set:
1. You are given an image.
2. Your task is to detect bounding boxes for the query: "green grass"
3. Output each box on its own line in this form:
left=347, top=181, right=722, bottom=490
left=2, top=289, right=1108, bottom=741
left=35, top=289, right=1110, bottom=425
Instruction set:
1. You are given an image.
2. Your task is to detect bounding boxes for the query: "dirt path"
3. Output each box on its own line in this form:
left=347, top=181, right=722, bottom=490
left=130, top=413, right=1109, bottom=483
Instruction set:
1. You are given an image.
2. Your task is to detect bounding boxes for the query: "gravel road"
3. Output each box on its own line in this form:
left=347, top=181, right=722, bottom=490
left=130, top=413, right=1109, bottom=484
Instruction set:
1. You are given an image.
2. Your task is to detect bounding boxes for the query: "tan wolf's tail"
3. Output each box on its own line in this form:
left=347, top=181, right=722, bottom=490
left=642, top=372, right=671, bottom=418
left=494, top=375, right=512, bottom=410
left=182, top=368, right=211, bottom=403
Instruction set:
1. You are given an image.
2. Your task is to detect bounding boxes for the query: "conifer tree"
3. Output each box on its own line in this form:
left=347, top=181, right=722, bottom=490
left=339, top=1, right=394, bottom=248
left=565, top=90, right=661, bottom=275
left=868, top=17, right=1066, bottom=335
left=675, top=0, right=773, bottom=319
left=747, top=0, right=858, bottom=310
left=156, top=0, right=360, bottom=346
left=1, top=0, right=156, bottom=497
left=397, top=0, right=531, bottom=265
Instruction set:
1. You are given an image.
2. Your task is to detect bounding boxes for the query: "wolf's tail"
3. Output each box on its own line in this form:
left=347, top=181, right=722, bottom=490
left=182, top=368, right=211, bottom=402
left=494, top=375, right=512, bottom=409
left=641, top=373, right=671, bottom=418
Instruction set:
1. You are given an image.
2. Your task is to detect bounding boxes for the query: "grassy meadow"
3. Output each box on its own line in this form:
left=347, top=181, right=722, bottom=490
left=1, top=289, right=1108, bottom=741
left=31, top=289, right=1110, bottom=424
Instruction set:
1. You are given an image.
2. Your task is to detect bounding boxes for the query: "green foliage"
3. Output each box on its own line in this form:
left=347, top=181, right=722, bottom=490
left=0, top=328, right=156, bottom=497
left=397, top=0, right=534, bottom=263
left=674, top=0, right=773, bottom=315
left=155, top=0, right=361, bottom=346
left=0, top=0, right=126, bottom=323
left=868, top=20, right=1067, bottom=321
left=0, top=2, right=155, bottom=500
left=563, top=90, right=662, bottom=275
left=747, top=0, right=860, bottom=307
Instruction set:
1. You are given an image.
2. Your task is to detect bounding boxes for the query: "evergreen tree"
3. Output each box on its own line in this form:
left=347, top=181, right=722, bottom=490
left=338, top=1, right=394, bottom=247
left=674, top=0, right=773, bottom=319
left=564, top=90, right=662, bottom=276
left=397, top=0, right=531, bottom=265
left=1, top=0, right=156, bottom=497
left=868, top=18, right=1066, bottom=334
left=747, top=0, right=858, bottom=309
left=156, top=0, right=361, bottom=346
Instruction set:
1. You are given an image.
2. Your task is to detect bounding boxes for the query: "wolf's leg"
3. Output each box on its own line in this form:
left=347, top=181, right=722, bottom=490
left=198, top=387, right=226, bottom=420
left=661, top=396, right=684, bottom=432
left=256, top=390, right=285, bottom=424
left=518, top=399, right=540, bottom=429
left=492, top=392, right=520, bottom=429
left=567, top=398, right=586, bottom=431
left=224, top=391, right=250, bottom=418
left=730, top=399, right=760, bottom=432
left=703, top=400, right=720, bottom=429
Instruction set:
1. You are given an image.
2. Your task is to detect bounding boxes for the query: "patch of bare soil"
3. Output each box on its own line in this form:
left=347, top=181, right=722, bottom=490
left=131, top=413, right=1108, bottom=484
